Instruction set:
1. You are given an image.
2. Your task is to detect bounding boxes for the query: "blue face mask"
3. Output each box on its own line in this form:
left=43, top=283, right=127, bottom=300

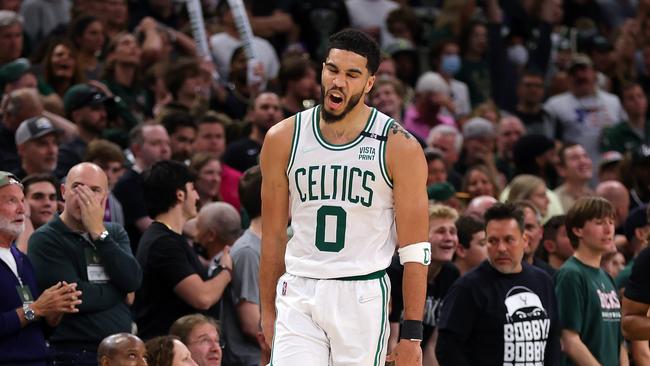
left=441, top=54, right=461, bottom=76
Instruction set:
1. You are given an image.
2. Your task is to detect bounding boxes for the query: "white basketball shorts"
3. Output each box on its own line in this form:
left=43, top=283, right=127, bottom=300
left=269, top=271, right=390, bottom=366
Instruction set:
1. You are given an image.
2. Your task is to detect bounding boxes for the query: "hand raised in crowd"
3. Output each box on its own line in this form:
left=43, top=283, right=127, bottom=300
left=31, top=281, right=82, bottom=318
left=386, top=339, right=423, bottom=366
left=87, top=80, right=114, bottom=98
left=136, top=16, right=158, bottom=33
left=72, top=184, right=107, bottom=239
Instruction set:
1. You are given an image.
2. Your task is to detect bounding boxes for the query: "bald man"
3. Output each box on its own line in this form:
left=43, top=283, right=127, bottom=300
left=464, top=195, right=497, bottom=220
left=195, top=202, right=242, bottom=277
left=28, top=163, right=142, bottom=365
left=98, top=333, right=147, bottom=366
left=596, top=180, right=630, bottom=230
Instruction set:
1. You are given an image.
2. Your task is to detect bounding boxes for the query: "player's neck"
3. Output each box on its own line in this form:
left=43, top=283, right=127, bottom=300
left=319, top=104, right=371, bottom=144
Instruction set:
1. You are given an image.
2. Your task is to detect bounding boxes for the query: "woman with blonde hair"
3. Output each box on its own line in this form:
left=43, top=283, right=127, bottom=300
left=462, top=164, right=501, bottom=200
left=507, top=174, right=550, bottom=217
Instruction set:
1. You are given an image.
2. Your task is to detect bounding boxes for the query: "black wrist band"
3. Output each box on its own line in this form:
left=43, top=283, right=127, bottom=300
left=399, top=320, right=423, bottom=340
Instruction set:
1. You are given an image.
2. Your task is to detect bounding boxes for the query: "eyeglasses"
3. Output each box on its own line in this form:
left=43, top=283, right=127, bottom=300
left=188, top=337, right=226, bottom=350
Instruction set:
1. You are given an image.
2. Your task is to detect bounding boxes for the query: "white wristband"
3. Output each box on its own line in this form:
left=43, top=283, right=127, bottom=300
left=398, top=242, right=431, bottom=265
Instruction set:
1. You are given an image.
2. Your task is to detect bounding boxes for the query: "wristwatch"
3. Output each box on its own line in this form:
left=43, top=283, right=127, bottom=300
left=23, top=304, right=36, bottom=322
left=96, top=230, right=109, bottom=242
left=216, top=264, right=233, bottom=275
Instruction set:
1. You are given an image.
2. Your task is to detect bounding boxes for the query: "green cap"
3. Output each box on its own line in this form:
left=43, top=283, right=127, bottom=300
left=427, top=182, right=455, bottom=201
left=0, top=58, right=31, bottom=91
left=0, top=171, right=21, bottom=189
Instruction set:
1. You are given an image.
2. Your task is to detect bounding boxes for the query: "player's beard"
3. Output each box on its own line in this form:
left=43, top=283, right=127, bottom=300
left=321, top=85, right=363, bottom=124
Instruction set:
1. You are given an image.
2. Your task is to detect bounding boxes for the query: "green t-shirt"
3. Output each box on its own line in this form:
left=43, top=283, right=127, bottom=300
left=615, top=259, right=634, bottom=291
left=554, top=257, right=621, bottom=366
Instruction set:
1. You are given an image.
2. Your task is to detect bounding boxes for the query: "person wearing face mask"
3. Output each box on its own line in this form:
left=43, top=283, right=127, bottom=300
left=431, top=40, right=471, bottom=119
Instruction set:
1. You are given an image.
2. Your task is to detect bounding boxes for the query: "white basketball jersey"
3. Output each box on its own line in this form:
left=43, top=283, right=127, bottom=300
left=286, top=105, right=396, bottom=279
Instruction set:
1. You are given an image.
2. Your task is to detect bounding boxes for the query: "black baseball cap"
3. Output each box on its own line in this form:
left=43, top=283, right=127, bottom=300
left=63, top=83, right=109, bottom=116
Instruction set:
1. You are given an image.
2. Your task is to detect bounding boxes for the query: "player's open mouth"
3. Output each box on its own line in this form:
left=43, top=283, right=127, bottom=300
left=326, top=93, right=344, bottom=110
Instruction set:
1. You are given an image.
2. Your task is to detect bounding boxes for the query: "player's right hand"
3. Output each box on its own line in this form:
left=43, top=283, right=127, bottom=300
left=261, top=315, right=276, bottom=349
left=386, top=339, right=422, bottom=366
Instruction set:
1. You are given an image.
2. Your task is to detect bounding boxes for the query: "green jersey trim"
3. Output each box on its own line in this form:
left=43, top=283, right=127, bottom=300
left=379, top=119, right=394, bottom=188
left=373, top=276, right=388, bottom=366
left=286, top=113, right=302, bottom=175
left=336, top=269, right=386, bottom=281
left=312, top=105, right=377, bottom=151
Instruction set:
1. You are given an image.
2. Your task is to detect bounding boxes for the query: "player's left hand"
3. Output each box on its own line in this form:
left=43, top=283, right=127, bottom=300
left=386, top=339, right=422, bottom=366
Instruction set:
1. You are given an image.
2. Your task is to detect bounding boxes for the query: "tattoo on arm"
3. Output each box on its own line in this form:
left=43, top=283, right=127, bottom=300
left=390, top=122, right=412, bottom=140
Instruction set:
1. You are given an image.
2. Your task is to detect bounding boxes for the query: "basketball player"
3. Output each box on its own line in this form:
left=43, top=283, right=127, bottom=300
left=260, top=29, right=429, bottom=365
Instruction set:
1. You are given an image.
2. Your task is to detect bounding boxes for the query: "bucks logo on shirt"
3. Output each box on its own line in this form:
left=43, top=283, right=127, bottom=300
left=286, top=106, right=396, bottom=279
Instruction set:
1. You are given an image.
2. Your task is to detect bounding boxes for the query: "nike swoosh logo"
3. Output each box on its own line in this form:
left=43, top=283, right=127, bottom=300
left=359, top=295, right=380, bottom=304
left=302, top=146, right=318, bottom=153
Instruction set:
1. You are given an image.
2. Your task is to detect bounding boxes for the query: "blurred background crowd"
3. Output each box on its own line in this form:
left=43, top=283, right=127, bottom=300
left=1, top=0, right=650, bottom=365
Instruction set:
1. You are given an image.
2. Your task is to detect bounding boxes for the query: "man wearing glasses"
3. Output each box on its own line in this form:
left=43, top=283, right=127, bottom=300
left=171, top=314, right=224, bottom=366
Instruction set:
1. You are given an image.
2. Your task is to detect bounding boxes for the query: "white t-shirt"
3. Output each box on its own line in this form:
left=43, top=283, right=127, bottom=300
left=544, top=90, right=625, bottom=167
left=0, top=246, right=18, bottom=280
left=345, top=0, right=400, bottom=47
left=209, top=32, right=280, bottom=82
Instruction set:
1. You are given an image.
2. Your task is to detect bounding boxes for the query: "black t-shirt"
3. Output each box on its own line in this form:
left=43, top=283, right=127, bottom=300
left=436, top=261, right=560, bottom=366
left=0, top=124, right=19, bottom=173
left=222, top=137, right=261, bottom=173
left=134, top=222, right=207, bottom=340
left=113, top=168, right=147, bottom=250
left=625, top=246, right=650, bottom=304
left=513, top=109, right=551, bottom=137
left=388, top=256, right=459, bottom=345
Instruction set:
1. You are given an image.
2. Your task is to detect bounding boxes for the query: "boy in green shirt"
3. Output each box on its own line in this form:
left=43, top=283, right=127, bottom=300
left=555, top=196, right=628, bottom=366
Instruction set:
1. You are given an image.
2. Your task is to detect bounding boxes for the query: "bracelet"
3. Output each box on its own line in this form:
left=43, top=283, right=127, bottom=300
left=400, top=320, right=423, bottom=341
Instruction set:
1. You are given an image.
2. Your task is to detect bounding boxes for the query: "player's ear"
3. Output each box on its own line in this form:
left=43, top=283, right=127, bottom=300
left=365, top=74, right=376, bottom=94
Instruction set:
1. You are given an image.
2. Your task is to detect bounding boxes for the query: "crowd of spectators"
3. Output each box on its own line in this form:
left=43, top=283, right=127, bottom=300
left=1, top=0, right=650, bottom=365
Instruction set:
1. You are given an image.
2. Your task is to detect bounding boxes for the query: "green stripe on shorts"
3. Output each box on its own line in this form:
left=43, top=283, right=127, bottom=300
left=373, top=276, right=388, bottom=366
